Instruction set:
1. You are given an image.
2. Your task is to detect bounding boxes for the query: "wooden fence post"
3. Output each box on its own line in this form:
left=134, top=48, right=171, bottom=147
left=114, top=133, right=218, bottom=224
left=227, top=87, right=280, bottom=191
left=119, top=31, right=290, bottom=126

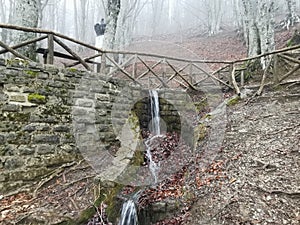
left=100, top=53, right=106, bottom=74
left=228, top=63, right=233, bottom=86
left=273, top=54, right=279, bottom=85
left=47, top=34, right=54, bottom=64
left=132, top=54, right=138, bottom=78
left=241, top=70, right=245, bottom=87
left=189, top=62, right=193, bottom=83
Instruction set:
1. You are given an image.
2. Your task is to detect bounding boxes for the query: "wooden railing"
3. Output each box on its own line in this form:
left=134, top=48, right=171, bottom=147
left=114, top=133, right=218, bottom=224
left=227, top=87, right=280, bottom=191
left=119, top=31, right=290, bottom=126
left=1, top=23, right=300, bottom=93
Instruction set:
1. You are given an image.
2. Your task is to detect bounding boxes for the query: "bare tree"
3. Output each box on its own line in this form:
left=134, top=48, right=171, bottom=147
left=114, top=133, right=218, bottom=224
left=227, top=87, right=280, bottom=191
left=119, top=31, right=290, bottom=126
left=205, top=0, right=223, bottom=36
left=285, top=0, right=300, bottom=29
left=241, top=0, right=275, bottom=58
left=103, top=0, right=121, bottom=50
left=115, top=0, right=146, bottom=50
left=13, top=0, right=39, bottom=59
left=150, top=0, right=164, bottom=36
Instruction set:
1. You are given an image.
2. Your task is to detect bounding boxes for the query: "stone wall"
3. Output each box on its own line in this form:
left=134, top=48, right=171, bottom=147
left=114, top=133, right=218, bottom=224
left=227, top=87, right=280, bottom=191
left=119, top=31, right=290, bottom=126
left=0, top=58, right=139, bottom=193
left=0, top=58, right=198, bottom=194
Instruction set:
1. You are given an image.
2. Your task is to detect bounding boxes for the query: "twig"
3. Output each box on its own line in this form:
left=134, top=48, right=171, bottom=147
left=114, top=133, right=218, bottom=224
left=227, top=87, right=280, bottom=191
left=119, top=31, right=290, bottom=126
left=33, top=161, right=77, bottom=196
left=69, top=196, right=79, bottom=210
left=205, top=195, right=235, bottom=223
left=267, top=123, right=300, bottom=135
left=62, top=175, right=96, bottom=188
left=249, top=182, right=300, bottom=198
left=256, top=60, right=271, bottom=96
left=90, top=200, right=104, bottom=224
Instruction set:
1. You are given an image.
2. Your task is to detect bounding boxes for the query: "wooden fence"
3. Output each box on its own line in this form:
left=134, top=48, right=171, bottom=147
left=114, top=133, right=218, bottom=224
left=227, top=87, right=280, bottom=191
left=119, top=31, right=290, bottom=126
left=1, top=23, right=300, bottom=93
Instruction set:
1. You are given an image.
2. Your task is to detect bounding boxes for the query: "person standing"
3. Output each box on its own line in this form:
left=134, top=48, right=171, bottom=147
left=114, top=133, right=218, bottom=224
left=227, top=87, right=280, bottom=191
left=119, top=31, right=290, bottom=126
left=94, top=18, right=106, bottom=72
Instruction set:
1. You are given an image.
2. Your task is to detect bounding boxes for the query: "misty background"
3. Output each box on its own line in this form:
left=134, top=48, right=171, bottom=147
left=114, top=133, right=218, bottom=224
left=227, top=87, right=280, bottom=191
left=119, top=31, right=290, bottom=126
left=0, top=0, right=300, bottom=61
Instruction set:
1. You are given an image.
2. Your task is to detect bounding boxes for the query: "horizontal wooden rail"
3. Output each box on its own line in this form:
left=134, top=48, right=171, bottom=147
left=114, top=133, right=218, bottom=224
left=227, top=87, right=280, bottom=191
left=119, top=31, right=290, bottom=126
left=1, top=23, right=300, bottom=92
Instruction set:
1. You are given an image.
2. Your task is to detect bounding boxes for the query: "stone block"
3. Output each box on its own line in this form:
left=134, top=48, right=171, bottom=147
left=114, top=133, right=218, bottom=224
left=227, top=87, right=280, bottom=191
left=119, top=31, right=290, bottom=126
left=0, top=134, right=5, bottom=144
left=53, top=125, right=70, bottom=132
left=4, top=157, right=24, bottom=169
left=18, top=145, right=35, bottom=155
left=95, top=94, right=110, bottom=101
left=75, top=99, right=94, bottom=108
left=33, top=134, right=60, bottom=144
left=36, top=144, right=54, bottom=155
left=9, top=94, right=26, bottom=102
left=4, top=85, right=20, bottom=92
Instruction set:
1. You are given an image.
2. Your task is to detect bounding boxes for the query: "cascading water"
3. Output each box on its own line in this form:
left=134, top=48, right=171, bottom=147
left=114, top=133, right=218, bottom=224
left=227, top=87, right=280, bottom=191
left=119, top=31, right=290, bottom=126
left=149, top=90, right=161, bottom=135
left=146, top=89, right=162, bottom=183
left=119, top=199, right=138, bottom=225
left=119, top=90, right=162, bottom=225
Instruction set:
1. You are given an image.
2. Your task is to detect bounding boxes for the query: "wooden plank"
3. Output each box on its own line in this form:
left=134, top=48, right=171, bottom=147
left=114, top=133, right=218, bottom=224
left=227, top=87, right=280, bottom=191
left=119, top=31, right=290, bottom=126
left=166, top=60, right=196, bottom=90
left=173, top=77, right=189, bottom=89
left=107, top=55, right=135, bottom=77
left=158, top=63, right=190, bottom=89
left=0, top=35, right=47, bottom=54
left=53, top=36, right=92, bottom=71
left=192, top=63, right=233, bottom=89
left=137, top=56, right=168, bottom=88
left=0, top=40, right=31, bottom=61
left=135, top=60, right=163, bottom=81
left=193, top=75, right=209, bottom=86
left=47, top=34, right=54, bottom=64
left=231, top=65, right=240, bottom=95
left=279, top=64, right=300, bottom=83
left=279, top=53, right=300, bottom=65
left=105, top=54, right=142, bottom=85
left=67, top=53, right=102, bottom=67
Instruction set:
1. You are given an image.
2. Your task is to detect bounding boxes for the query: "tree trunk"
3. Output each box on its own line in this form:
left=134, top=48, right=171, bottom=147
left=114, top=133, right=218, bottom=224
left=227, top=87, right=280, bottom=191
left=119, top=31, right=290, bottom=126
left=285, top=0, right=300, bottom=30
left=13, top=0, right=39, bottom=60
left=74, top=0, right=79, bottom=40
left=206, top=0, right=223, bottom=36
left=0, top=0, right=8, bottom=43
left=103, top=0, right=121, bottom=50
left=241, top=0, right=275, bottom=62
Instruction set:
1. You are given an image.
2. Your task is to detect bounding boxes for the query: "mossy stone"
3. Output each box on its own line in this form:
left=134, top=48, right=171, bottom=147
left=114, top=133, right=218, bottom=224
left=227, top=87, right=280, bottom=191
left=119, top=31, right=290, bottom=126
left=28, top=93, right=47, bottom=104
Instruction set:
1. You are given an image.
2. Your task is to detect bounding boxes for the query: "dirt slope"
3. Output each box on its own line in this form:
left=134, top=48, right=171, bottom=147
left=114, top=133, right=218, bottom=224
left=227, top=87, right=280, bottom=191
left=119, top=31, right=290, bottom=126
left=187, top=84, right=300, bottom=224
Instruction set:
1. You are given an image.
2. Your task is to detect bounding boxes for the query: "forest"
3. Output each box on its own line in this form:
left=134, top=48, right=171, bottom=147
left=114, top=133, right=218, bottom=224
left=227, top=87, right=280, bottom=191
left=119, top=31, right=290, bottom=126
left=0, top=1, right=300, bottom=225
left=1, top=0, right=300, bottom=56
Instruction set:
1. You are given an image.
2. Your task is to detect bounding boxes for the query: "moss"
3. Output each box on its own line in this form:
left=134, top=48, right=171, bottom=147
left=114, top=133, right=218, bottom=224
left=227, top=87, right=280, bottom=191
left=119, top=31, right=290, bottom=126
left=25, top=70, right=39, bottom=77
left=68, top=68, right=78, bottom=73
left=5, top=58, right=29, bottom=67
left=287, top=39, right=292, bottom=47
left=75, top=182, right=124, bottom=224
left=226, top=96, right=240, bottom=106
left=28, top=93, right=47, bottom=104
left=195, top=124, right=207, bottom=142
left=7, top=112, right=30, bottom=122
left=193, top=100, right=208, bottom=112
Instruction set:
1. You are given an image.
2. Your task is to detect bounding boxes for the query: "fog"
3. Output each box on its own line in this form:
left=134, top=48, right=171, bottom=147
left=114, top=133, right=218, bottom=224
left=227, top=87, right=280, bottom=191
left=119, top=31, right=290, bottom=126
left=1, top=0, right=299, bottom=48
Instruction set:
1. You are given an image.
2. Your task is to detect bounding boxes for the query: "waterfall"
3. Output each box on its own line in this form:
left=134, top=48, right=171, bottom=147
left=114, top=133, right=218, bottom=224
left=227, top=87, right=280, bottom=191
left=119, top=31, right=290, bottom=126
left=119, top=90, right=162, bottom=225
left=145, top=136, right=160, bottom=183
left=119, top=200, right=138, bottom=225
left=149, top=90, right=160, bottom=135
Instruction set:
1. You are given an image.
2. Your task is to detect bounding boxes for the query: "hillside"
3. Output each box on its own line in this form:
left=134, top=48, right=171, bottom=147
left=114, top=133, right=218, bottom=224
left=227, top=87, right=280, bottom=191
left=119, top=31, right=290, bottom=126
left=0, top=27, right=299, bottom=225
